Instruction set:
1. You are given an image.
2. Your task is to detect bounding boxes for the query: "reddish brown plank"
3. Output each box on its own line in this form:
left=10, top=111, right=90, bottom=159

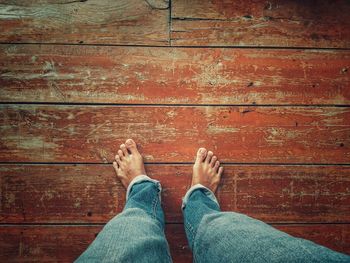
left=0, top=225, right=191, bottom=263
left=171, top=0, right=350, bottom=48
left=274, top=224, right=350, bottom=255
left=1, top=165, right=349, bottom=223
left=1, top=45, right=349, bottom=105
left=0, top=105, right=349, bottom=163
left=0, top=224, right=348, bottom=262
left=0, top=0, right=169, bottom=45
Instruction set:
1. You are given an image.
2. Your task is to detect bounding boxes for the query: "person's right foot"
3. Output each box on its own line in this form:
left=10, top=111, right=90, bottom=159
left=113, top=139, right=146, bottom=189
left=191, top=148, right=224, bottom=193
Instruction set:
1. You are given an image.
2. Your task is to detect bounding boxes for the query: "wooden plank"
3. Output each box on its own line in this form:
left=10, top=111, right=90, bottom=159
left=1, top=165, right=349, bottom=223
left=273, top=224, right=350, bottom=255
left=0, top=224, right=348, bottom=262
left=0, top=105, right=349, bottom=163
left=1, top=45, right=349, bottom=105
left=171, top=0, right=350, bottom=48
left=0, top=0, right=169, bottom=45
left=0, top=225, right=192, bottom=263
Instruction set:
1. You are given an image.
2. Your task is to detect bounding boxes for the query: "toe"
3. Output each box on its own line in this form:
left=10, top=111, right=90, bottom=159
left=210, top=156, right=217, bottom=167
left=117, top=150, right=124, bottom=159
left=205, top=151, right=213, bottom=163
left=115, top=155, right=122, bottom=165
left=120, top=144, right=129, bottom=156
left=113, top=161, right=118, bottom=170
left=214, top=160, right=220, bottom=171
left=218, top=166, right=224, bottom=176
left=125, top=139, right=139, bottom=155
left=195, top=148, right=207, bottom=163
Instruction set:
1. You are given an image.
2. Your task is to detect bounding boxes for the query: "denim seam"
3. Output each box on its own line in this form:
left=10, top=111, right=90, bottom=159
left=151, top=183, right=163, bottom=222
left=184, top=221, right=196, bottom=246
left=151, top=192, right=159, bottom=220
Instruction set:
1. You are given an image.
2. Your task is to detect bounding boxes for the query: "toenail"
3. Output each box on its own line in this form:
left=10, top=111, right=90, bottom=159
left=200, top=148, right=206, bottom=153
left=126, top=139, right=133, bottom=145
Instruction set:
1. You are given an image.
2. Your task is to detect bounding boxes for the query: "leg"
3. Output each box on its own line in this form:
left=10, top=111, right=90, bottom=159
left=182, top=148, right=350, bottom=263
left=75, top=139, right=172, bottom=263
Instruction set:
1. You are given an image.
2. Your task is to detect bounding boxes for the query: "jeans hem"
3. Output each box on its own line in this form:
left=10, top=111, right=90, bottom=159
left=181, top=184, right=219, bottom=209
left=126, top=174, right=161, bottom=201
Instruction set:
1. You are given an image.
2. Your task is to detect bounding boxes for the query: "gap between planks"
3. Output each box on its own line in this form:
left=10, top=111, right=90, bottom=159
left=1, top=223, right=349, bottom=226
left=0, top=103, right=349, bottom=107
left=0, top=42, right=350, bottom=51
left=1, top=162, right=350, bottom=166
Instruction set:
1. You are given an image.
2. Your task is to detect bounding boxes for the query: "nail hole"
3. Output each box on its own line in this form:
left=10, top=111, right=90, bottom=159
left=247, top=82, right=254, bottom=87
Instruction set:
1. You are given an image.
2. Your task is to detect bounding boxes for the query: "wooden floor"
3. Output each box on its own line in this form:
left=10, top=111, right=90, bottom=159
left=0, top=0, right=349, bottom=262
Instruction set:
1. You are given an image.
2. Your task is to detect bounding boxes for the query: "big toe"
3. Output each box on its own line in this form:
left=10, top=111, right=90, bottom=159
left=195, top=148, right=207, bottom=163
left=125, top=139, right=139, bottom=154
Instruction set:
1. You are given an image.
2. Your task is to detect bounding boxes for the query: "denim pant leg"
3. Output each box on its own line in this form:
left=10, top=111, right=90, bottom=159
left=75, top=179, right=172, bottom=263
left=182, top=187, right=350, bottom=263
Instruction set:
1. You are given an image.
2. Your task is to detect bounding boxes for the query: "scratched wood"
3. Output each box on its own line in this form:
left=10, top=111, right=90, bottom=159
left=0, top=0, right=169, bottom=45
left=171, top=0, right=350, bottom=48
left=0, top=105, right=349, bottom=163
left=0, top=224, right=349, bottom=262
left=1, top=165, right=349, bottom=223
left=1, top=45, right=349, bottom=105
left=0, top=225, right=191, bottom=263
left=272, top=224, right=350, bottom=254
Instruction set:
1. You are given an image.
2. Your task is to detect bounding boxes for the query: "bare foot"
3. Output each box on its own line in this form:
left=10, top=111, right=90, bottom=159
left=113, top=139, right=146, bottom=189
left=191, top=148, right=224, bottom=193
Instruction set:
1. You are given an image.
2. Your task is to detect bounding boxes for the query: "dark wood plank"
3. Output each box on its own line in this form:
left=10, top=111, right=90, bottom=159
left=0, top=0, right=169, bottom=45
left=0, top=224, right=348, bottom=262
left=171, top=0, right=350, bottom=48
left=273, top=224, right=350, bottom=255
left=1, top=165, right=349, bottom=223
left=1, top=45, right=349, bottom=105
left=0, top=225, right=191, bottom=263
left=0, top=225, right=101, bottom=263
left=0, top=105, right=349, bottom=163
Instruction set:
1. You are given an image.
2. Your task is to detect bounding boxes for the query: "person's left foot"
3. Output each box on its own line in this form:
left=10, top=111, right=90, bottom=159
left=113, top=139, right=146, bottom=189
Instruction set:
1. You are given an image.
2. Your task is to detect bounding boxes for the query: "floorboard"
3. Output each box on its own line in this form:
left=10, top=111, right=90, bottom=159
left=1, top=45, right=349, bottom=105
left=171, top=0, right=350, bottom=48
left=0, top=0, right=169, bottom=45
left=1, top=164, right=349, bottom=224
left=1, top=105, right=349, bottom=163
left=0, top=224, right=348, bottom=262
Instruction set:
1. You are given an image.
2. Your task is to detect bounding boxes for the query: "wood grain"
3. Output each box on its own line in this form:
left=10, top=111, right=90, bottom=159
left=171, top=0, right=350, bottom=48
left=1, top=45, right=349, bottom=105
left=0, top=105, right=349, bottom=163
left=0, top=224, right=348, bottom=262
left=0, top=224, right=192, bottom=262
left=273, top=224, right=350, bottom=255
left=1, top=164, right=349, bottom=224
left=0, top=0, right=169, bottom=45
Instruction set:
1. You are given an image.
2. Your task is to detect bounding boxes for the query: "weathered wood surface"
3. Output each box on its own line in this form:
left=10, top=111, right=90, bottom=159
left=0, top=224, right=348, bottom=262
left=0, top=0, right=169, bottom=45
left=1, top=165, right=349, bottom=223
left=0, top=224, right=192, bottom=262
left=0, top=105, right=349, bottom=163
left=171, top=0, right=350, bottom=48
left=1, top=45, right=349, bottom=105
left=273, top=224, right=350, bottom=254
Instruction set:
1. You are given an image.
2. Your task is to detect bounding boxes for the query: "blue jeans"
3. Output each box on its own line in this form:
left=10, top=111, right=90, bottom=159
left=76, top=176, right=349, bottom=262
